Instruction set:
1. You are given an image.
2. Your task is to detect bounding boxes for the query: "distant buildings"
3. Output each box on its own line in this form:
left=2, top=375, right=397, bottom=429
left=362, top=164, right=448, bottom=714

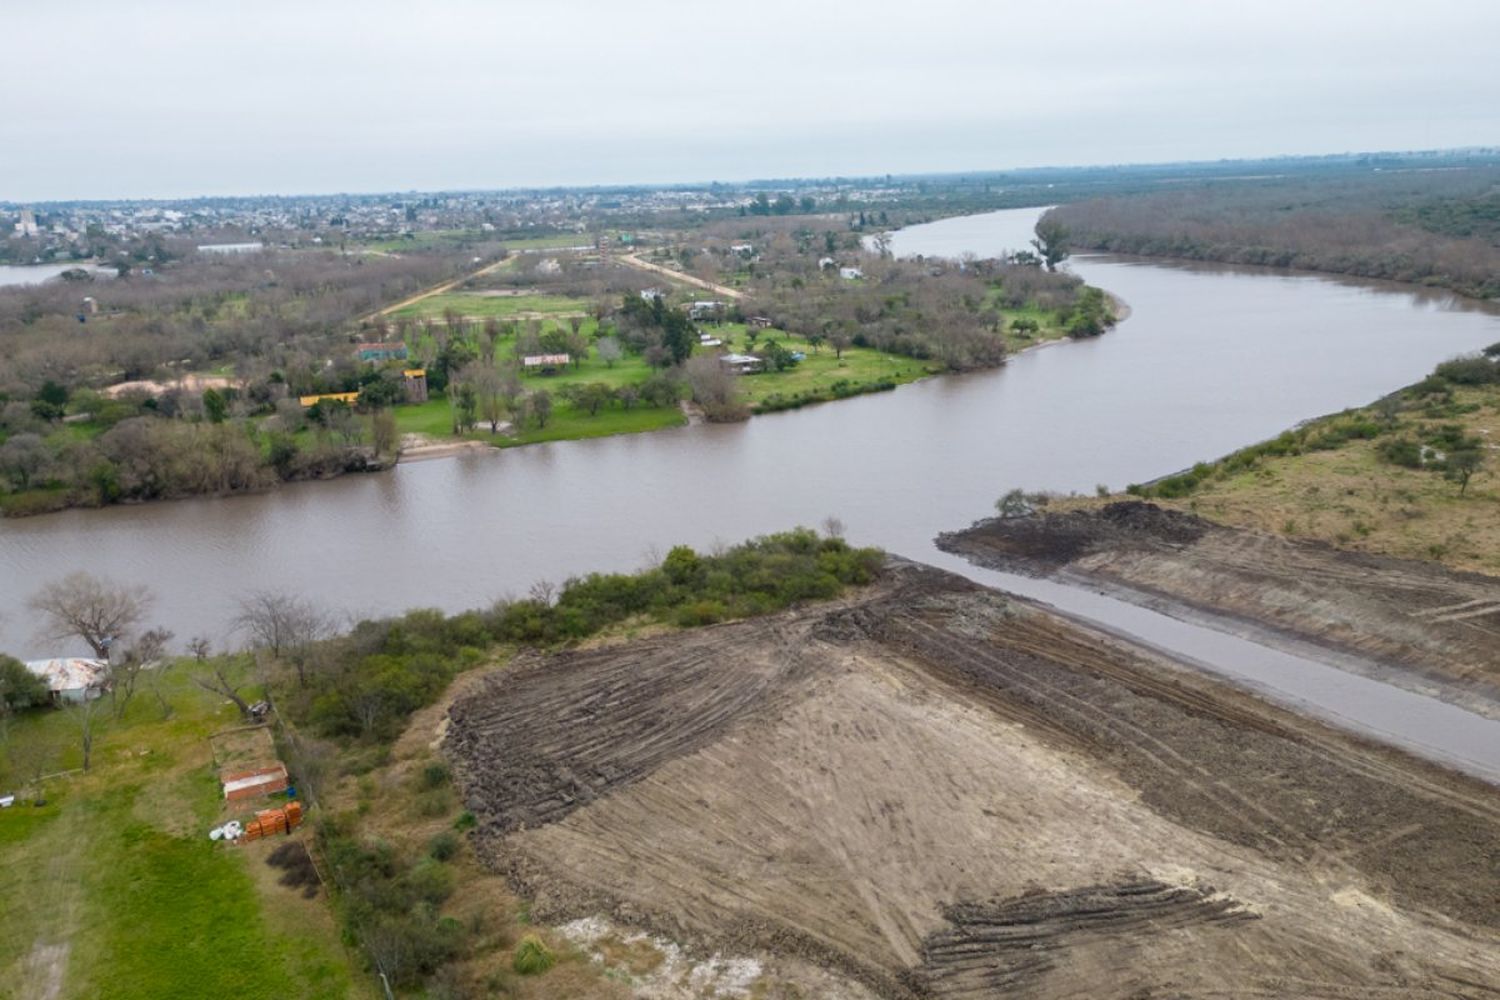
left=196, top=242, right=264, bottom=254
left=356, top=342, right=408, bottom=363
left=13, top=209, right=38, bottom=238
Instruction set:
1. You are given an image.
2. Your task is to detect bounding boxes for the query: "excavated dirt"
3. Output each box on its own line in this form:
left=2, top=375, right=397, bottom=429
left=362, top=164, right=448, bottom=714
left=939, top=501, right=1500, bottom=717
left=446, top=564, right=1500, bottom=999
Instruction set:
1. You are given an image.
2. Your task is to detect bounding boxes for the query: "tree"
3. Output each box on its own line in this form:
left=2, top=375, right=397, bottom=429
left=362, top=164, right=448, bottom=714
left=1445, top=448, right=1484, bottom=496
left=191, top=658, right=255, bottom=720
left=995, top=488, right=1034, bottom=519
left=829, top=331, right=852, bottom=360
left=596, top=336, right=623, bottom=368
left=111, top=627, right=173, bottom=718
left=1, top=655, right=49, bottom=740
left=28, top=572, right=153, bottom=659
left=232, top=591, right=334, bottom=687
left=202, top=388, right=229, bottom=424
left=1032, top=219, right=1070, bottom=271
left=0, top=433, right=49, bottom=491
left=661, top=311, right=696, bottom=365
left=530, top=390, right=552, bottom=428
left=68, top=694, right=105, bottom=771
left=371, top=409, right=398, bottom=456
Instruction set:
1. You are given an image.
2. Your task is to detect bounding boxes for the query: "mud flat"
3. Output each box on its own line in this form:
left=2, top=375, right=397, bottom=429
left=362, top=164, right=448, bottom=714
left=445, top=563, right=1500, bottom=999
left=939, top=501, right=1500, bottom=721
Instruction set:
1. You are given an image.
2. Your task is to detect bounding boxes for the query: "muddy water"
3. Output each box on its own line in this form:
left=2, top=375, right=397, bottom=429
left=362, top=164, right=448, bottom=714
left=3, top=209, right=1500, bottom=777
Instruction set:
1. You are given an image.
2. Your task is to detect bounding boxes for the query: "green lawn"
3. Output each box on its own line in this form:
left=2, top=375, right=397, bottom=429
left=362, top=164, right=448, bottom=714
left=0, top=667, right=369, bottom=1000
left=391, top=292, right=585, bottom=320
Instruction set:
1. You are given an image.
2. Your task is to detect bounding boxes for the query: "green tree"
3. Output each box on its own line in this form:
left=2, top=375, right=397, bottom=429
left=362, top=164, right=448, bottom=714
left=1032, top=218, right=1071, bottom=271
left=531, top=390, right=552, bottom=428
left=202, top=388, right=228, bottom=424
left=0, top=654, right=50, bottom=715
left=1445, top=448, right=1484, bottom=495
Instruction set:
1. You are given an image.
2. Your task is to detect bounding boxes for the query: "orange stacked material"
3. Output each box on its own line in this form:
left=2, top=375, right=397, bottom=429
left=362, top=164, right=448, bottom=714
left=237, top=803, right=304, bottom=843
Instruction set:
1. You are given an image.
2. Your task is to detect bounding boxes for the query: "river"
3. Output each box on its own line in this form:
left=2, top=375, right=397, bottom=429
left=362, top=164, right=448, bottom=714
left=3, top=208, right=1499, bottom=777
left=0, top=263, right=111, bottom=287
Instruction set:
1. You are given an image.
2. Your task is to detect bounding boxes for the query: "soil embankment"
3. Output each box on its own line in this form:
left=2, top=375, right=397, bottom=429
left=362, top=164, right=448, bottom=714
left=940, top=502, right=1500, bottom=719
left=445, top=563, right=1500, bottom=998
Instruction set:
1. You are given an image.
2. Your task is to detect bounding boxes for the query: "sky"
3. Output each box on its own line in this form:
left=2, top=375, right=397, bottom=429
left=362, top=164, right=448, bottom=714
left=4, top=0, right=1498, bottom=201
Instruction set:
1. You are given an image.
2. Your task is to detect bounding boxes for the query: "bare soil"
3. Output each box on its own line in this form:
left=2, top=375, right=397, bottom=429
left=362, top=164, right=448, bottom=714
left=939, top=501, right=1500, bottom=718
left=446, top=563, right=1500, bottom=998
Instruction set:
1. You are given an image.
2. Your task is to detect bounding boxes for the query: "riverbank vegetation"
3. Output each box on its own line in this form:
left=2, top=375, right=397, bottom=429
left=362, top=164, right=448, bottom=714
left=1046, top=163, right=1500, bottom=299
left=1118, top=349, right=1500, bottom=573
left=1, top=528, right=883, bottom=996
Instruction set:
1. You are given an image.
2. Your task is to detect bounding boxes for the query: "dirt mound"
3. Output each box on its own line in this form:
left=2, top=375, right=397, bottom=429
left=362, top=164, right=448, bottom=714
left=920, top=881, right=1253, bottom=996
left=938, top=501, right=1207, bottom=568
left=447, top=567, right=1500, bottom=998
left=447, top=625, right=808, bottom=834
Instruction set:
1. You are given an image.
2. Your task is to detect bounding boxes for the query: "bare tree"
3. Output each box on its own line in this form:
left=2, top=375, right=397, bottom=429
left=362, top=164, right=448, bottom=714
left=111, top=626, right=174, bottom=718
left=191, top=659, right=255, bottom=720
left=68, top=694, right=106, bottom=771
left=188, top=636, right=212, bottom=661
left=822, top=515, right=846, bottom=540
left=231, top=591, right=334, bottom=687
left=596, top=336, right=623, bottom=368
left=28, top=572, right=153, bottom=659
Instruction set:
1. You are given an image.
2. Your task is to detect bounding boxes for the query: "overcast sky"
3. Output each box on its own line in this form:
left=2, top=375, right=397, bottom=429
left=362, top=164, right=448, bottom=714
left=4, top=0, right=1497, bottom=201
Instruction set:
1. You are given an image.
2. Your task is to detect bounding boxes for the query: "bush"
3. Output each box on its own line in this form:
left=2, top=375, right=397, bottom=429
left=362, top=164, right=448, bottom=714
left=1377, top=437, right=1424, bottom=468
left=1433, top=354, right=1500, bottom=386
left=512, top=935, right=556, bottom=975
left=428, top=832, right=459, bottom=862
left=419, top=762, right=451, bottom=790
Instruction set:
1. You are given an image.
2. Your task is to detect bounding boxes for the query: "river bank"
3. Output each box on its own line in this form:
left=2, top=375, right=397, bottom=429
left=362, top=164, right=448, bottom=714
left=938, top=501, right=1500, bottom=722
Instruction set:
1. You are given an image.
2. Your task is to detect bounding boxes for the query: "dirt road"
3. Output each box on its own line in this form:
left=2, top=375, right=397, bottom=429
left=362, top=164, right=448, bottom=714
left=361, top=256, right=510, bottom=323
left=619, top=253, right=744, bottom=301
left=446, top=563, right=1500, bottom=998
left=939, top=501, right=1500, bottom=719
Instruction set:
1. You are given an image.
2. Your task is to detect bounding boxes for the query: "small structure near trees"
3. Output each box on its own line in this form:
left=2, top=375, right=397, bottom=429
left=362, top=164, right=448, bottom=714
left=22, top=657, right=109, bottom=704
left=522, top=354, right=570, bottom=375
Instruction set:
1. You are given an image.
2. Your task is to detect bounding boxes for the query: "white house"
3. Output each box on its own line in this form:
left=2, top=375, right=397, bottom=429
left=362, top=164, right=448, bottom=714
left=839, top=266, right=864, bottom=280
left=24, top=658, right=110, bottom=704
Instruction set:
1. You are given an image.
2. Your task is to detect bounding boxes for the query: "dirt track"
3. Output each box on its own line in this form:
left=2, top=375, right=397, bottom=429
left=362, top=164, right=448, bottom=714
left=938, top=502, right=1500, bottom=719
left=446, top=564, right=1500, bottom=998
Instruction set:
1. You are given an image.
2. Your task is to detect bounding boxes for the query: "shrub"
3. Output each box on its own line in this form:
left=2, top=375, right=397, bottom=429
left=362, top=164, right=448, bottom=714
left=419, top=762, right=451, bottom=790
left=428, top=832, right=459, bottom=862
left=512, top=935, right=556, bottom=975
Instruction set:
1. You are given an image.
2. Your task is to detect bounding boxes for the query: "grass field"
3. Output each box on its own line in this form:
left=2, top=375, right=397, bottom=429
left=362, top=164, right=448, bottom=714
left=0, top=667, right=370, bottom=1000
left=390, top=291, right=585, bottom=320
left=1130, top=383, right=1500, bottom=574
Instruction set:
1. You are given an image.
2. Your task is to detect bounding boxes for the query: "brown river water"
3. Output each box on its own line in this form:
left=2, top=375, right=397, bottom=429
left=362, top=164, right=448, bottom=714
left=4, top=208, right=1500, bottom=778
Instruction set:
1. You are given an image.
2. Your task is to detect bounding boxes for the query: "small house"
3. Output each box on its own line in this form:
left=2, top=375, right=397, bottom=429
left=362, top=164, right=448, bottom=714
left=746, top=315, right=772, bottom=330
left=24, top=658, right=110, bottom=704
left=839, top=267, right=864, bottom=280
left=719, top=353, right=764, bottom=374
left=818, top=256, right=837, bottom=270
left=356, top=341, right=408, bottom=363
left=640, top=288, right=665, bottom=302
left=687, top=300, right=724, bottom=321
left=522, top=354, right=570, bottom=374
